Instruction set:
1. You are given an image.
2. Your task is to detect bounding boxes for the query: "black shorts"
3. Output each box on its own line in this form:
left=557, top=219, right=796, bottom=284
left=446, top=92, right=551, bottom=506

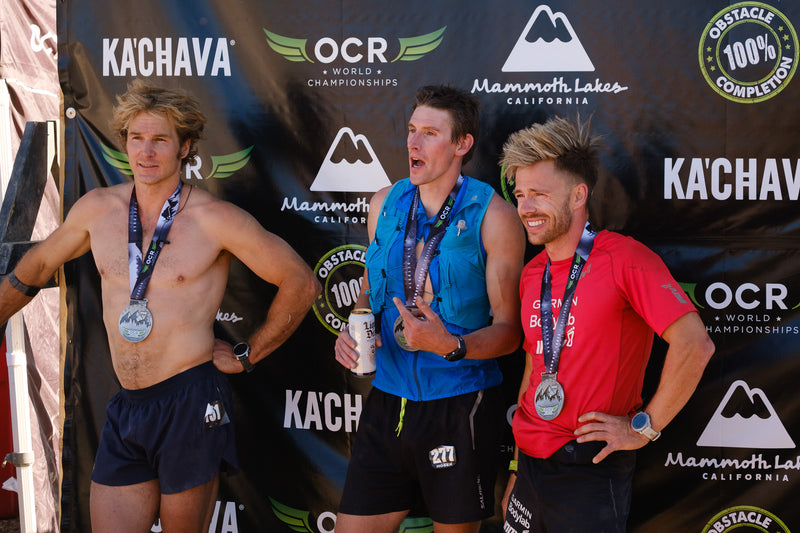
left=91, top=361, right=238, bottom=494
left=339, top=386, right=503, bottom=524
left=504, top=441, right=636, bottom=533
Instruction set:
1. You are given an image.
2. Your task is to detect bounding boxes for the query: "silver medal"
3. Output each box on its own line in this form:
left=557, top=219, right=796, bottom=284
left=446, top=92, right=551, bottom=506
left=393, top=306, right=421, bottom=352
left=534, top=372, right=565, bottom=420
left=118, top=298, right=153, bottom=343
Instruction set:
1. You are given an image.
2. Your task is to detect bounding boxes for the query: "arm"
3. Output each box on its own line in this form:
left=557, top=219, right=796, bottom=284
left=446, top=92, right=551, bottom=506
left=211, top=204, right=321, bottom=373
left=394, top=194, right=526, bottom=358
left=334, top=187, right=388, bottom=370
left=0, top=192, right=95, bottom=325
left=575, top=311, right=715, bottom=463
left=502, top=349, right=534, bottom=518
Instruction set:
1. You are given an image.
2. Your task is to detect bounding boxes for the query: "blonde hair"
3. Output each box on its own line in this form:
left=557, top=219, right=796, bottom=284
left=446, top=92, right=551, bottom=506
left=111, top=79, right=206, bottom=167
left=501, top=115, right=600, bottom=190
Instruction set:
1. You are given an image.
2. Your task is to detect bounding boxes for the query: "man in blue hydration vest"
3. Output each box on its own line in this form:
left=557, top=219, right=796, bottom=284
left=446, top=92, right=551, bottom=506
left=334, top=85, right=526, bottom=533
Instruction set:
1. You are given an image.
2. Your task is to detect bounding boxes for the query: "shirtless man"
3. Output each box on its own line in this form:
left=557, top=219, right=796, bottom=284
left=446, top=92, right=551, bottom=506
left=0, top=80, right=320, bottom=532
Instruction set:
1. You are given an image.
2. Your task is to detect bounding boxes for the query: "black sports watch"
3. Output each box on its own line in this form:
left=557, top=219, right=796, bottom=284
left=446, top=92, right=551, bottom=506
left=233, top=342, right=255, bottom=373
left=443, top=334, right=467, bottom=362
left=631, top=411, right=661, bottom=441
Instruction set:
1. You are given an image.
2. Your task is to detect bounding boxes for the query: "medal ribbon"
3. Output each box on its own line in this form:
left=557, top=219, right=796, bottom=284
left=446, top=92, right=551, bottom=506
left=401, top=175, right=464, bottom=305
left=128, top=181, right=183, bottom=300
left=539, top=222, right=596, bottom=373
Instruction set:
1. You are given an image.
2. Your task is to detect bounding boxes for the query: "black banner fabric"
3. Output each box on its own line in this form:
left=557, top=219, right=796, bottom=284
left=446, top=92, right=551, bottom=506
left=58, top=1, right=800, bottom=531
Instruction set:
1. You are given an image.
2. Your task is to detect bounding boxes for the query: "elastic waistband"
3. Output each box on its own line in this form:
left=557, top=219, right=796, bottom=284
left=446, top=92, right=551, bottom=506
left=119, top=361, right=219, bottom=402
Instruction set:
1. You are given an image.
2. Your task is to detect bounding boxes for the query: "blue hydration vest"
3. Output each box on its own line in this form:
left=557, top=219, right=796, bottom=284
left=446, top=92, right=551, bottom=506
left=366, top=176, right=503, bottom=401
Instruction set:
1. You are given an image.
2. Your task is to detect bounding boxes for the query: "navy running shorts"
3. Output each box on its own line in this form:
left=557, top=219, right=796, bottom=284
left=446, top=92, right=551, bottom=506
left=339, top=386, right=503, bottom=524
left=504, top=440, right=636, bottom=533
left=91, top=361, right=238, bottom=494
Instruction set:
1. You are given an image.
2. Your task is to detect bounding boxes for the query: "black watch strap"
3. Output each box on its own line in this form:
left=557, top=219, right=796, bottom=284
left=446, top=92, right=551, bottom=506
left=444, top=334, right=467, bottom=362
left=233, top=342, right=255, bottom=373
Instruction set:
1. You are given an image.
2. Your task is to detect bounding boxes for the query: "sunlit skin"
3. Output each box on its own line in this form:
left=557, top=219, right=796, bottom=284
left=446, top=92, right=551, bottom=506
left=125, top=111, right=189, bottom=192
left=334, top=102, right=526, bottom=533
left=0, top=105, right=322, bottom=533
left=512, top=160, right=588, bottom=261
left=407, top=105, right=472, bottom=215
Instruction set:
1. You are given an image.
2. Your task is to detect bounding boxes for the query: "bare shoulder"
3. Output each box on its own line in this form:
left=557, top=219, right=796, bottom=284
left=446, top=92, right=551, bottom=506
left=181, top=186, right=287, bottom=251
left=365, top=185, right=392, bottom=237
left=482, top=193, right=525, bottom=245
left=65, top=183, right=130, bottom=226
left=485, top=193, right=521, bottom=223
left=369, top=185, right=391, bottom=209
left=182, top=186, right=257, bottom=229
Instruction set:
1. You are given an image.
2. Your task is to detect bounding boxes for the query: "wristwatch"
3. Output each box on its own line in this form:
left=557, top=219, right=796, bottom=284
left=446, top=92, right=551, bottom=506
left=631, top=411, right=661, bottom=441
left=233, top=342, right=255, bottom=373
left=444, top=334, right=467, bottom=362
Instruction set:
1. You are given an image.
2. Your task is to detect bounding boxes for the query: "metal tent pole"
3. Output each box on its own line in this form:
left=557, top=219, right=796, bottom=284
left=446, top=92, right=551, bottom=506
left=3, top=316, right=37, bottom=533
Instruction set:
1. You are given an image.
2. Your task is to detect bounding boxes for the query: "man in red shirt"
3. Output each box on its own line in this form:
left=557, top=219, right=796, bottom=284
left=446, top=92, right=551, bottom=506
left=500, top=116, right=715, bottom=532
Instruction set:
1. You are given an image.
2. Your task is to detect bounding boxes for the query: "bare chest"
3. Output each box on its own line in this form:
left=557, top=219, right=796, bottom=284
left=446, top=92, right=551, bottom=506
left=88, top=211, right=223, bottom=288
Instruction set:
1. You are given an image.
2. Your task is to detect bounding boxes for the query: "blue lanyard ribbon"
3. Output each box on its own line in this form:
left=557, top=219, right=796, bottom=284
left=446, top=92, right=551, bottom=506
left=539, top=223, right=596, bottom=373
left=128, top=181, right=183, bottom=300
left=401, top=175, right=464, bottom=305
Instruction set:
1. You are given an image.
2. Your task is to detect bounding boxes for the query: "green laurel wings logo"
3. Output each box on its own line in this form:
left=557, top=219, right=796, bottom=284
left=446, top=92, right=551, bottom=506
left=264, top=29, right=314, bottom=62
left=679, top=282, right=704, bottom=309
left=399, top=517, right=434, bottom=533
left=268, top=497, right=433, bottom=532
left=101, top=145, right=133, bottom=176
left=269, top=498, right=314, bottom=532
left=207, top=146, right=254, bottom=178
left=392, top=26, right=447, bottom=62
left=101, top=144, right=253, bottom=179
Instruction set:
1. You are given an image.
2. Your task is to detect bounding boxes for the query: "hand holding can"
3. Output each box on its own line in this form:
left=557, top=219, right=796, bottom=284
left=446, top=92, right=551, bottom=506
left=348, top=308, right=376, bottom=376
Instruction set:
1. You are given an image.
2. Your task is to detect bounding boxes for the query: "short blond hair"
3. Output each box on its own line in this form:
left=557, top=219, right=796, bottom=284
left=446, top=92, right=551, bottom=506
left=501, top=115, right=600, bottom=191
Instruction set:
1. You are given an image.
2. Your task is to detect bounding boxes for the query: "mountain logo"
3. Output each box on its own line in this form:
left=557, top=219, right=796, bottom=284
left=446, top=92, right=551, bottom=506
left=696, top=380, right=795, bottom=449
left=310, top=127, right=390, bottom=192
left=502, top=5, right=594, bottom=72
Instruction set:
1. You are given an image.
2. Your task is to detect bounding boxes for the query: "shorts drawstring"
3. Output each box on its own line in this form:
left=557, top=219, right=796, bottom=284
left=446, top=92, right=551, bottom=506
left=395, top=397, right=407, bottom=436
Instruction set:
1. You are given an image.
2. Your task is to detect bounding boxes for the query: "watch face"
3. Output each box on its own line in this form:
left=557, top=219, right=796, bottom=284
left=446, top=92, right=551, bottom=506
left=632, top=412, right=649, bottom=431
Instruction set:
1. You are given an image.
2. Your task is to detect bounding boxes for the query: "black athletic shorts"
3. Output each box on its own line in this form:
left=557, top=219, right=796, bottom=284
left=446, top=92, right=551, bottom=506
left=339, top=386, right=503, bottom=524
left=504, top=440, right=636, bottom=533
left=91, top=361, right=238, bottom=494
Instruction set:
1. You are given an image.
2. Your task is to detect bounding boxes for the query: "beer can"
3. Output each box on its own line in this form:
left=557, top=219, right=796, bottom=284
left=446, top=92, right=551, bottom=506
left=348, top=308, right=376, bottom=376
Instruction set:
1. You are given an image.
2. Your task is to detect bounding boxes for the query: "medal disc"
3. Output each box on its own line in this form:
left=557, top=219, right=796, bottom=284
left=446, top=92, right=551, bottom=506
left=393, top=306, right=421, bottom=352
left=393, top=315, right=416, bottom=351
left=118, top=300, right=153, bottom=343
left=534, top=373, right=565, bottom=420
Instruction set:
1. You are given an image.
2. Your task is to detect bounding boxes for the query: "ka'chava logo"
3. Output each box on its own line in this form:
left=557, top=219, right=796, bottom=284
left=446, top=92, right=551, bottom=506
left=101, top=143, right=253, bottom=180
left=312, top=245, right=367, bottom=335
left=699, top=2, right=799, bottom=103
